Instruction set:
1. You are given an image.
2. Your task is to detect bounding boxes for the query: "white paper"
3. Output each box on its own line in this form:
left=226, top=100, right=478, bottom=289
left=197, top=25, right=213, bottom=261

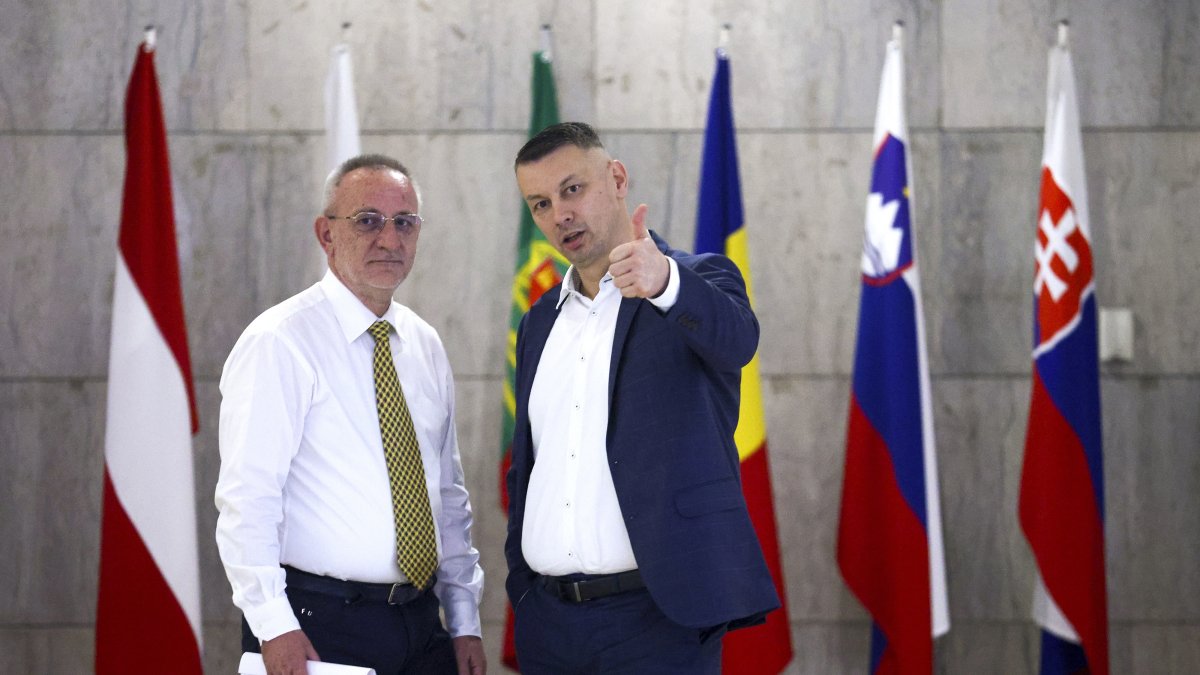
left=238, top=652, right=376, bottom=675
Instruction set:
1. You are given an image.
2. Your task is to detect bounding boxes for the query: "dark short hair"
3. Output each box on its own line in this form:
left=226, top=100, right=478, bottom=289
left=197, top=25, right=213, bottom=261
left=514, top=122, right=605, bottom=168
left=322, top=153, right=420, bottom=211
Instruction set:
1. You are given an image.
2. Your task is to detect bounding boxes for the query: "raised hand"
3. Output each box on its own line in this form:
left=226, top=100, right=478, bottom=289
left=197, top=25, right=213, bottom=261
left=608, top=203, right=670, bottom=298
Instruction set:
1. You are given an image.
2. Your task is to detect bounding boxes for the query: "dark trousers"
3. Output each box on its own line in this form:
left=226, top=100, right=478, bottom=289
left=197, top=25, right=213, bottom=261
left=241, top=577, right=455, bottom=675
left=513, top=575, right=726, bottom=674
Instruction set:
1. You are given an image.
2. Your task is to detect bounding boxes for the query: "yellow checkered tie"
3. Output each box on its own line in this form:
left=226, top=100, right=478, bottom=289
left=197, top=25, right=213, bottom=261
left=367, top=321, right=438, bottom=590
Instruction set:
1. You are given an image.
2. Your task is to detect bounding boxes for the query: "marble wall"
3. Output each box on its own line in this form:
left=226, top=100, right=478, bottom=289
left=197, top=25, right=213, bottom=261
left=1, top=0, right=1197, bottom=673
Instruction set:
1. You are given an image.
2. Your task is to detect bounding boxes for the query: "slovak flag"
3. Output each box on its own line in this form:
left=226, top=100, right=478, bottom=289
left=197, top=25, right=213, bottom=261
left=1018, top=35, right=1109, bottom=675
left=837, top=30, right=950, bottom=674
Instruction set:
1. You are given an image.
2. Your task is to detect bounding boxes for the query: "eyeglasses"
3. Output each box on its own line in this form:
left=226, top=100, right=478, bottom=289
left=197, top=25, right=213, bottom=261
left=329, top=211, right=424, bottom=236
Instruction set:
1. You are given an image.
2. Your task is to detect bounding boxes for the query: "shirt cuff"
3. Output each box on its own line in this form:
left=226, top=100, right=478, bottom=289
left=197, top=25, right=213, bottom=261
left=440, top=591, right=483, bottom=638
left=243, top=595, right=301, bottom=642
left=648, top=257, right=680, bottom=310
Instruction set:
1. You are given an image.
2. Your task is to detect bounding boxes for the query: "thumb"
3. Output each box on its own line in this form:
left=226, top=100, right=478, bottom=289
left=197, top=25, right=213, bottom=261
left=631, top=203, right=650, bottom=240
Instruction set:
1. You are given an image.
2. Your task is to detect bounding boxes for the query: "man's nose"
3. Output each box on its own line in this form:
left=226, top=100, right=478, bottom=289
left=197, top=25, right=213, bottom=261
left=552, top=203, right=573, bottom=227
left=376, top=221, right=408, bottom=249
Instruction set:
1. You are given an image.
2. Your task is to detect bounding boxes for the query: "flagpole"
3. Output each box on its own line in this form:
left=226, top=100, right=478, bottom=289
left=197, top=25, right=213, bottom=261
left=718, top=22, right=731, bottom=52
left=539, top=23, right=552, bottom=60
left=1058, top=19, right=1069, bottom=48
left=892, top=20, right=903, bottom=47
left=143, top=25, right=156, bottom=51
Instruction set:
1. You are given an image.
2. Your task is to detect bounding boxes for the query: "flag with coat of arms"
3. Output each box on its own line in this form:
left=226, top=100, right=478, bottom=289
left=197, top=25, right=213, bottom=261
left=836, top=28, right=950, bottom=674
left=1018, top=30, right=1109, bottom=675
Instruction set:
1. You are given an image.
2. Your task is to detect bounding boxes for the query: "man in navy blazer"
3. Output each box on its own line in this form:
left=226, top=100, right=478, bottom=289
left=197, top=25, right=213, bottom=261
left=505, top=122, right=780, bottom=674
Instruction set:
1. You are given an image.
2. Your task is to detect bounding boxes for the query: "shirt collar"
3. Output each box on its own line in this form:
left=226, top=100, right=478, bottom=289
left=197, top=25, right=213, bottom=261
left=319, top=270, right=404, bottom=343
left=555, top=266, right=614, bottom=310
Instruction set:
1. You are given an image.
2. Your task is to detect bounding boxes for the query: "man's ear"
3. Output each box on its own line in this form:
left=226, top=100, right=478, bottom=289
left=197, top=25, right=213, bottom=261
left=314, top=216, right=334, bottom=252
left=610, top=159, right=629, bottom=197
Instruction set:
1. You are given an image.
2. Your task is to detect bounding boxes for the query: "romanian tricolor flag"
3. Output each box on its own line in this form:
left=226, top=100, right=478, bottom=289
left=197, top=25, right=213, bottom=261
left=836, top=29, right=949, bottom=674
left=694, top=47, right=794, bottom=675
left=1019, top=29, right=1109, bottom=675
left=500, top=46, right=566, bottom=672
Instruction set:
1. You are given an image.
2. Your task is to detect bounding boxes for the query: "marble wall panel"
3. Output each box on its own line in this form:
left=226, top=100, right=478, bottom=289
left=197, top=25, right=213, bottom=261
left=202, top=620, right=243, bottom=674
left=244, top=133, right=327, bottom=314
left=0, top=136, right=123, bottom=378
left=0, top=381, right=105, bottom=624
left=1087, top=132, right=1200, bottom=375
left=1162, top=1, right=1200, bottom=127
left=0, top=627, right=95, bottom=673
left=940, top=0, right=1050, bottom=129
left=1127, top=624, right=1200, bottom=675
left=1063, top=2, right=1169, bottom=128
left=245, top=0, right=592, bottom=133
left=929, top=131, right=1041, bottom=376
left=942, top=0, right=1190, bottom=129
left=936, top=620, right=1038, bottom=675
left=170, top=136, right=266, bottom=378
left=1104, top=377, right=1200, bottom=621
left=0, top=1, right=136, bottom=131
left=604, top=131, right=696, bottom=245
left=761, top=375, right=860, bottom=621
left=935, top=377, right=1033, bottom=621
left=593, top=0, right=718, bottom=130
left=783, top=621, right=870, bottom=674
left=593, top=0, right=941, bottom=130
left=490, top=1, right=600, bottom=128
left=0, top=0, right=248, bottom=131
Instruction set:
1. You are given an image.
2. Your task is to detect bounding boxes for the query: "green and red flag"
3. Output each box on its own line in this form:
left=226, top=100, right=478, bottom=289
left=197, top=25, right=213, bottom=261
left=695, top=48, right=794, bottom=674
left=500, top=46, right=565, bottom=672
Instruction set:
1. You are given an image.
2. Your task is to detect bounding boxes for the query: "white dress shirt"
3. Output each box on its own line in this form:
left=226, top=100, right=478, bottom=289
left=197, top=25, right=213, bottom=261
left=215, top=271, right=483, bottom=642
left=523, top=258, right=679, bottom=575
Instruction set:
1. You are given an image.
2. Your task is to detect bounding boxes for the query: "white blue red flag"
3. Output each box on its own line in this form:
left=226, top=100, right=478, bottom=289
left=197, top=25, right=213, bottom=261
left=837, top=30, right=949, bottom=674
left=1019, top=36, right=1109, bottom=675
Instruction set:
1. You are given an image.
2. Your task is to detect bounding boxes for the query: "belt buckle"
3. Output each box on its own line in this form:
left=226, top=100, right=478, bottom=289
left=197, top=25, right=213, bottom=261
left=567, top=581, right=584, bottom=603
left=387, top=583, right=408, bottom=605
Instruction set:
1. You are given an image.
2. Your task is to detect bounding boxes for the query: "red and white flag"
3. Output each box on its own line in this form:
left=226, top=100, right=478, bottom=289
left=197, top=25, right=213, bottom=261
left=96, top=39, right=203, bottom=673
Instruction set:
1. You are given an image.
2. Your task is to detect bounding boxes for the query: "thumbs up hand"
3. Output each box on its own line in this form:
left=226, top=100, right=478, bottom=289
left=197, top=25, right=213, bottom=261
left=609, top=203, right=670, bottom=298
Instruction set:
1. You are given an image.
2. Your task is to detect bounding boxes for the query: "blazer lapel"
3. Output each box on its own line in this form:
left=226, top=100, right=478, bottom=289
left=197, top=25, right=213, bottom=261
left=608, top=297, right=640, bottom=400
left=520, top=298, right=560, bottom=401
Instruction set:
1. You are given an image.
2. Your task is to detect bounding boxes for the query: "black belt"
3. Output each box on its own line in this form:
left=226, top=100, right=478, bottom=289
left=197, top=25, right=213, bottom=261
left=283, top=565, right=429, bottom=606
left=543, top=570, right=645, bottom=603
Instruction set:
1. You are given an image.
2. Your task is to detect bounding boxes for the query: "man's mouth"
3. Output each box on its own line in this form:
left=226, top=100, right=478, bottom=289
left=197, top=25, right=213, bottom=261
left=563, top=230, right=584, bottom=247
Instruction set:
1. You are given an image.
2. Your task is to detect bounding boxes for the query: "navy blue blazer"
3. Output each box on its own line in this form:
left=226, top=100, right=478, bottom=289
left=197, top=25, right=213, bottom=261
left=505, top=233, right=781, bottom=630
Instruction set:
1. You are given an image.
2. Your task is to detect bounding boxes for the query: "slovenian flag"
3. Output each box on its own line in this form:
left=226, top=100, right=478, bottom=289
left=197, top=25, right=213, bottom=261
left=836, top=29, right=950, bottom=674
left=1018, top=32, right=1109, bottom=675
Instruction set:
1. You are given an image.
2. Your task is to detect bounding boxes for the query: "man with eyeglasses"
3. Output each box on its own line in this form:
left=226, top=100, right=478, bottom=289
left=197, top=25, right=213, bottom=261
left=216, top=154, right=486, bottom=675
left=504, top=123, right=779, bottom=673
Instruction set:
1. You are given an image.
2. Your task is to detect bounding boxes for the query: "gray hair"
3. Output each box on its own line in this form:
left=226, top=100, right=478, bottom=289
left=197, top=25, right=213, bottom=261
left=321, top=153, right=423, bottom=213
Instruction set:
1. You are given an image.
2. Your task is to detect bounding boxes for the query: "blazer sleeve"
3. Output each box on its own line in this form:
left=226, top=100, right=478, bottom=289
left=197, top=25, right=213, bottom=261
left=660, top=251, right=760, bottom=371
